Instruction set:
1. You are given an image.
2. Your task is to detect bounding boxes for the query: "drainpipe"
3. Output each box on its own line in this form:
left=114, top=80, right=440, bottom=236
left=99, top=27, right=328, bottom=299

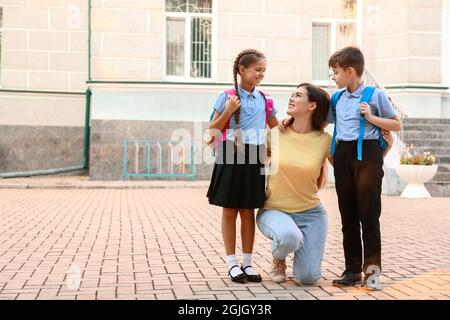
left=1, top=2, right=93, bottom=179
left=83, top=89, right=92, bottom=169
left=0, top=166, right=85, bottom=179
left=88, top=0, right=92, bottom=82
left=0, top=89, right=91, bottom=178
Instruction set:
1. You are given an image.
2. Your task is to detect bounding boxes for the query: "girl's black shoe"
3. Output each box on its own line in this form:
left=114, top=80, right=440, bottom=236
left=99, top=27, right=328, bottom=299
left=241, top=265, right=262, bottom=283
left=228, top=265, right=248, bottom=284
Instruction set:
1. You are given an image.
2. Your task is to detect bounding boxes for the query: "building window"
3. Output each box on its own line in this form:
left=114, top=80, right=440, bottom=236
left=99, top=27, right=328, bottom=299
left=312, top=0, right=358, bottom=82
left=312, top=24, right=331, bottom=82
left=165, top=0, right=213, bottom=80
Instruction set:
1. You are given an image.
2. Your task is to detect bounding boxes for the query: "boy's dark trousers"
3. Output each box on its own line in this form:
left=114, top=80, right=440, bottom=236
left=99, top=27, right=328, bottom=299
left=333, top=139, right=384, bottom=275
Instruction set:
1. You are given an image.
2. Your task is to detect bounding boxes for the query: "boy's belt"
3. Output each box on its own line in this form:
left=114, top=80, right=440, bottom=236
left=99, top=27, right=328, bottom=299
left=336, top=139, right=379, bottom=144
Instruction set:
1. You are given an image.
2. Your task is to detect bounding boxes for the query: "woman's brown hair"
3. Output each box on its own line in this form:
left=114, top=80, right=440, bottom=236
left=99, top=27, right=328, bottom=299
left=288, top=83, right=330, bottom=131
left=288, top=83, right=331, bottom=189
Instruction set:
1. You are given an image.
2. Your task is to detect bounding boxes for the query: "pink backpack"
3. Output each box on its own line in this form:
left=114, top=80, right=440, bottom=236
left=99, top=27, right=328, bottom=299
left=209, top=88, right=274, bottom=152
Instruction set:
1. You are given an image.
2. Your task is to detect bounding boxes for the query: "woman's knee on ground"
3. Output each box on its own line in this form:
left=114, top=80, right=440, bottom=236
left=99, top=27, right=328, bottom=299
left=293, top=269, right=321, bottom=286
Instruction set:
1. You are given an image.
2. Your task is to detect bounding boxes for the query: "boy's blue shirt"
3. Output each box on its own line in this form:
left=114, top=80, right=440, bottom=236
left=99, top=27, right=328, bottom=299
left=327, top=83, right=397, bottom=141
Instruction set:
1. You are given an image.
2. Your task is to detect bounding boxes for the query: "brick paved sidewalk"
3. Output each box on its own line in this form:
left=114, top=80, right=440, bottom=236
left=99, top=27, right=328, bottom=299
left=0, top=185, right=449, bottom=300
left=0, top=175, right=210, bottom=189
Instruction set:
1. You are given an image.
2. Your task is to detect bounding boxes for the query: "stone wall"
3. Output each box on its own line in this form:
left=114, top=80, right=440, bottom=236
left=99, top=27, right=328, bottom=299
left=0, top=125, right=84, bottom=173
left=89, top=119, right=214, bottom=180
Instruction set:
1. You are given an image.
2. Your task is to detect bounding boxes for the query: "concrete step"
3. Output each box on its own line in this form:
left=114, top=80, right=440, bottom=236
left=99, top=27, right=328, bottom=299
left=407, top=147, right=450, bottom=157
left=437, top=164, right=450, bottom=172
left=402, top=124, right=450, bottom=132
left=402, top=139, right=450, bottom=147
left=433, top=172, right=450, bottom=182
left=403, top=118, right=450, bottom=125
left=399, top=118, right=450, bottom=197
left=439, top=156, right=450, bottom=163
left=403, top=131, right=450, bottom=140
left=425, top=182, right=450, bottom=197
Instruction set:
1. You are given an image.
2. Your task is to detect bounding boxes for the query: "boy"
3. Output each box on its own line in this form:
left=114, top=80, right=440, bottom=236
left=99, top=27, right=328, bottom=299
left=328, top=47, right=401, bottom=290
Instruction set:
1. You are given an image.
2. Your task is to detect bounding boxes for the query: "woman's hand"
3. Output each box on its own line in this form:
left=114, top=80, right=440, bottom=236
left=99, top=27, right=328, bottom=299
left=225, top=96, right=241, bottom=114
left=382, top=129, right=394, bottom=158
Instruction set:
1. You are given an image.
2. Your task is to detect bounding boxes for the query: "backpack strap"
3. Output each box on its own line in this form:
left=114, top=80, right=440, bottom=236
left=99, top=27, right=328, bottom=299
left=209, top=89, right=237, bottom=124
left=225, top=88, right=273, bottom=124
left=330, top=86, right=386, bottom=161
left=330, top=89, right=346, bottom=157
left=208, top=89, right=237, bottom=157
left=379, top=130, right=388, bottom=151
left=357, top=86, right=377, bottom=161
left=259, top=90, right=274, bottom=124
left=224, top=88, right=237, bottom=96
left=210, top=88, right=274, bottom=149
left=214, top=89, right=237, bottom=142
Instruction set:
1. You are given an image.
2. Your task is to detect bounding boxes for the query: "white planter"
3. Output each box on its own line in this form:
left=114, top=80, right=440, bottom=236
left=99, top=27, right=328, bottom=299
left=395, top=164, right=438, bottom=198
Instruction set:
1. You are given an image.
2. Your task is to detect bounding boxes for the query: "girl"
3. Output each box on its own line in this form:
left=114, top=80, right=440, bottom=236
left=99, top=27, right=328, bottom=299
left=207, top=49, right=279, bottom=283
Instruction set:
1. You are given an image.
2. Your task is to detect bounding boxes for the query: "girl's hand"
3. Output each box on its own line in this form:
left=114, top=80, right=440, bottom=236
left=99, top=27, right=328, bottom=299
left=360, top=102, right=373, bottom=121
left=204, top=132, right=215, bottom=146
left=225, top=96, right=241, bottom=114
left=278, top=117, right=292, bottom=132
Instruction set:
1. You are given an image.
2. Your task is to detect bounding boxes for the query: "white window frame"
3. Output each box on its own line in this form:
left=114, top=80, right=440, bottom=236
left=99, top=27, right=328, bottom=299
left=311, top=0, right=361, bottom=86
left=163, top=0, right=217, bottom=82
left=311, top=21, right=335, bottom=86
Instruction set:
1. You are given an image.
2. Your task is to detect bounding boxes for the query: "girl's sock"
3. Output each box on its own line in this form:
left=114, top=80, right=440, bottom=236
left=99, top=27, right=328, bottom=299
left=227, top=255, right=242, bottom=278
left=242, top=253, right=258, bottom=276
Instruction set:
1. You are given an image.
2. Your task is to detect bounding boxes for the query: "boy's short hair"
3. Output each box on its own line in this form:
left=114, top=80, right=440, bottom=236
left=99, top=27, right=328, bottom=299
left=328, top=47, right=365, bottom=77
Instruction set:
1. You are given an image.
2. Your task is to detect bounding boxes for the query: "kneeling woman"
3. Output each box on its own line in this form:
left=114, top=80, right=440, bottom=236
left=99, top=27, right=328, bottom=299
left=258, top=83, right=392, bottom=285
left=257, top=83, right=332, bottom=285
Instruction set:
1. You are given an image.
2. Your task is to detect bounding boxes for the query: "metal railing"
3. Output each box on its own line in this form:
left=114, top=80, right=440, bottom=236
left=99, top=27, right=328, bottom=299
left=123, top=140, right=196, bottom=179
left=363, top=69, right=408, bottom=120
left=363, top=69, right=407, bottom=151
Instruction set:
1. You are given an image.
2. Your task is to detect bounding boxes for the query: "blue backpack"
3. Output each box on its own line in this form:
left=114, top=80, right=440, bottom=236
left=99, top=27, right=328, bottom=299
left=330, top=86, right=387, bottom=161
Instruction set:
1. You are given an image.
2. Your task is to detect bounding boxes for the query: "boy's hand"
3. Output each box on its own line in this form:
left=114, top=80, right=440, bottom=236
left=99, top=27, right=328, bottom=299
left=360, top=102, right=373, bottom=121
left=225, top=96, right=241, bottom=114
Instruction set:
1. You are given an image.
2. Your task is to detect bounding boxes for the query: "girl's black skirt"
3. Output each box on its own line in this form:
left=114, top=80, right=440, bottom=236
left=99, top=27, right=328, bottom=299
left=207, top=140, right=266, bottom=209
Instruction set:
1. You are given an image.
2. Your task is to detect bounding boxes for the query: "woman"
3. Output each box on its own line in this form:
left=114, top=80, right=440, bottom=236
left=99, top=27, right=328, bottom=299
left=257, top=83, right=393, bottom=285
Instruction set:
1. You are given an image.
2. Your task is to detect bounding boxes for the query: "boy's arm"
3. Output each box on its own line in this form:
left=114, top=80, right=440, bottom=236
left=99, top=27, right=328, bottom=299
left=360, top=103, right=401, bottom=131
left=369, top=114, right=401, bottom=132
